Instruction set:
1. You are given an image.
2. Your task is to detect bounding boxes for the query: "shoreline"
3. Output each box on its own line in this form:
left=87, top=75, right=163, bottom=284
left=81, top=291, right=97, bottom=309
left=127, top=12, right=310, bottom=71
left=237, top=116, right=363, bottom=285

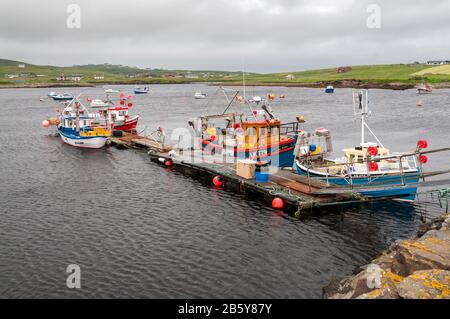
left=2, top=80, right=450, bottom=90
left=323, top=212, right=450, bottom=299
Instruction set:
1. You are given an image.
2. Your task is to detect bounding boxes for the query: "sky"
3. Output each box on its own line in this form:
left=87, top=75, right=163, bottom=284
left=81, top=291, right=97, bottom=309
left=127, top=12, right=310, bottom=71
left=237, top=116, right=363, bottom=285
left=0, top=0, right=449, bottom=73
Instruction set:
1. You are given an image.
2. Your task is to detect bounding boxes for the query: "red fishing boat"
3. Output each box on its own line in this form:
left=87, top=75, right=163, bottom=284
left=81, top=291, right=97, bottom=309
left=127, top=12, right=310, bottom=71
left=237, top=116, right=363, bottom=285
left=89, top=95, right=139, bottom=132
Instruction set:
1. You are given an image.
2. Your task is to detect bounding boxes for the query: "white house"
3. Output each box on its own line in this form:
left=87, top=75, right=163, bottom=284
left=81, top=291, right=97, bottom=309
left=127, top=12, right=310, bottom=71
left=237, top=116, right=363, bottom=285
left=18, top=64, right=25, bottom=68
left=427, top=60, right=450, bottom=66
left=286, top=74, right=296, bottom=80
left=93, top=75, right=104, bottom=80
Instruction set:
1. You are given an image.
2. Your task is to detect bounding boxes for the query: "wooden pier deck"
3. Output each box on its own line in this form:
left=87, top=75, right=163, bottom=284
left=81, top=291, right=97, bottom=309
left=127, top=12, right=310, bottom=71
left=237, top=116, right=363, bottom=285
left=108, top=132, right=362, bottom=213
left=109, top=132, right=172, bottom=152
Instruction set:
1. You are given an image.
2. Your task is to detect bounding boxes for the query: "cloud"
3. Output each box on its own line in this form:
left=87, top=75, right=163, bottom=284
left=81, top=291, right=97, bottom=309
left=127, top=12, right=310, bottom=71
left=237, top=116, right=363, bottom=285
left=0, top=0, right=449, bottom=72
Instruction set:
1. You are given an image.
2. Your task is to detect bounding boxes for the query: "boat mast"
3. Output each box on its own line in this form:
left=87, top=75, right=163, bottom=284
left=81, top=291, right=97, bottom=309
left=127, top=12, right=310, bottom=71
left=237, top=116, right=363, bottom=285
left=355, top=90, right=385, bottom=148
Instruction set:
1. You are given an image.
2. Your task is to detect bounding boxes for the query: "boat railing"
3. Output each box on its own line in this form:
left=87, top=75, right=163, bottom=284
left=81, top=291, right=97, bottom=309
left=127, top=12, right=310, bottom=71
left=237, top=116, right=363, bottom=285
left=302, top=147, right=450, bottom=190
left=279, top=122, right=300, bottom=136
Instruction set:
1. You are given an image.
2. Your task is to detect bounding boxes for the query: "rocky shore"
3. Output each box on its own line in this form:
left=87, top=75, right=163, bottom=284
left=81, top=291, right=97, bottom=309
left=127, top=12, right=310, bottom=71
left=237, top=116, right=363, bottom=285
left=323, top=213, right=450, bottom=299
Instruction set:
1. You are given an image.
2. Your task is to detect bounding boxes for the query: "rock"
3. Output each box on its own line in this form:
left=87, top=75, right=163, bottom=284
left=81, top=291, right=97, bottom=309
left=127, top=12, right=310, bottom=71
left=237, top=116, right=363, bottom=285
left=396, top=270, right=450, bottom=299
left=392, top=233, right=450, bottom=276
left=356, top=287, right=400, bottom=299
left=323, top=267, right=404, bottom=299
left=417, top=216, right=445, bottom=238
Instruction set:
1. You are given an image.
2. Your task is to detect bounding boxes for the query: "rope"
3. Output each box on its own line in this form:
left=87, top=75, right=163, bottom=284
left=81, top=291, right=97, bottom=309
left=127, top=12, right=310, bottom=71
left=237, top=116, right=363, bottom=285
left=263, top=185, right=306, bottom=202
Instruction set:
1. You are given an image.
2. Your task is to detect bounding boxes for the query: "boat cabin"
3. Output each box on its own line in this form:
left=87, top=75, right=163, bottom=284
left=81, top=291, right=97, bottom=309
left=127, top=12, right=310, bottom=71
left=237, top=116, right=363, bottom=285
left=343, top=146, right=390, bottom=164
left=241, top=120, right=284, bottom=149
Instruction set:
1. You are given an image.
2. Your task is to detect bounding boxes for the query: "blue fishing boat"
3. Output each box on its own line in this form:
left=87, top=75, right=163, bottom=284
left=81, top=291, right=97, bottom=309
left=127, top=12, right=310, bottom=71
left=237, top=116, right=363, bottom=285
left=325, top=85, right=334, bottom=94
left=134, top=86, right=149, bottom=94
left=293, top=90, right=425, bottom=200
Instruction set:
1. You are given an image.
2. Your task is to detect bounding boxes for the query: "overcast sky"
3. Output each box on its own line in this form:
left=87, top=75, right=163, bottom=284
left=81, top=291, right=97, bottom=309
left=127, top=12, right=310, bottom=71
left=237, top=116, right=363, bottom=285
left=0, top=0, right=449, bottom=72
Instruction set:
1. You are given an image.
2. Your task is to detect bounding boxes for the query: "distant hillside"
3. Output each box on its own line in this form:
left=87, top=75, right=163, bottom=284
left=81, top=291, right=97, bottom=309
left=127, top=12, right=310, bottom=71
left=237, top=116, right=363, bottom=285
left=1, top=59, right=449, bottom=88
left=245, top=64, right=449, bottom=85
left=0, top=58, right=249, bottom=87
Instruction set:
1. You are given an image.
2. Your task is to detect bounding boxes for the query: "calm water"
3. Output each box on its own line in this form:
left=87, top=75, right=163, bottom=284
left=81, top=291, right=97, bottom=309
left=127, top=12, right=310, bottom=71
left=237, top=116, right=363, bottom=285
left=0, top=84, right=449, bottom=298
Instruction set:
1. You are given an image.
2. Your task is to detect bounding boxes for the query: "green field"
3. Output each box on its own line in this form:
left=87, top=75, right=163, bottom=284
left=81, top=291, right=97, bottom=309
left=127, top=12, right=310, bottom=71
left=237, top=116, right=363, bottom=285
left=1, top=58, right=449, bottom=88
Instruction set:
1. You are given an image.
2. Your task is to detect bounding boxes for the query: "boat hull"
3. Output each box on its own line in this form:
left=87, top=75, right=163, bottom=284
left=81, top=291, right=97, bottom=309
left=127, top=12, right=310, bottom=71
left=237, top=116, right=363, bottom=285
left=294, top=161, right=420, bottom=200
left=134, top=90, right=148, bottom=94
left=58, top=127, right=108, bottom=149
left=52, top=96, right=74, bottom=101
left=202, top=138, right=296, bottom=167
left=113, top=116, right=139, bottom=131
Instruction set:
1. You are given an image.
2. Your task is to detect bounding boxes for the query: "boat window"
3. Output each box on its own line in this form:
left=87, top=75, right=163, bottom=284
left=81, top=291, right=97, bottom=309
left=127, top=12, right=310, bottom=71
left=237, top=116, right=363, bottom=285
left=259, top=127, right=267, bottom=146
left=245, top=127, right=257, bottom=147
left=270, top=127, right=280, bottom=144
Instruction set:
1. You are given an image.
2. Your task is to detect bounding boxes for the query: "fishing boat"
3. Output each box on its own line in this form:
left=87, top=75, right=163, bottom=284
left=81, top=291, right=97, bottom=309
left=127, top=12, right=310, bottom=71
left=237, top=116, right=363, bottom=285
left=48, top=92, right=74, bottom=101
left=325, top=85, right=335, bottom=94
left=43, top=98, right=111, bottom=149
left=293, top=90, right=423, bottom=200
left=194, top=92, right=207, bottom=99
left=89, top=96, right=139, bottom=132
left=134, top=86, right=149, bottom=94
left=105, top=88, right=120, bottom=94
left=416, top=83, right=433, bottom=94
left=188, top=90, right=300, bottom=167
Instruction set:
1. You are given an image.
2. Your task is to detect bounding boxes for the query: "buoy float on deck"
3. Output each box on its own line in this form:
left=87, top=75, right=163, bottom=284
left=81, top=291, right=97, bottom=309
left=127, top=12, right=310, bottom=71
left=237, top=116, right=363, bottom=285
left=213, top=176, right=223, bottom=187
left=272, top=197, right=284, bottom=209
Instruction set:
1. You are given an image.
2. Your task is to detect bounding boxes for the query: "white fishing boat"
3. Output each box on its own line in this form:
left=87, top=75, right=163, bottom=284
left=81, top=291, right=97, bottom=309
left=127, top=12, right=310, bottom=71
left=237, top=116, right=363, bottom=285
left=293, top=90, right=425, bottom=200
left=105, top=88, right=120, bottom=94
left=416, top=83, right=433, bottom=94
left=43, top=97, right=111, bottom=149
left=194, top=92, right=207, bottom=99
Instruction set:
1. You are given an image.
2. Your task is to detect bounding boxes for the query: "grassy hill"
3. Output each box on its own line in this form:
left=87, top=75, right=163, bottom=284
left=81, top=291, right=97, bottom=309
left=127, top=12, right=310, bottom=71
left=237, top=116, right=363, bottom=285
left=0, top=58, right=247, bottom=87
left=236, top=64, right=450, bottom=86
left=1, top=58, right=449, bottom=88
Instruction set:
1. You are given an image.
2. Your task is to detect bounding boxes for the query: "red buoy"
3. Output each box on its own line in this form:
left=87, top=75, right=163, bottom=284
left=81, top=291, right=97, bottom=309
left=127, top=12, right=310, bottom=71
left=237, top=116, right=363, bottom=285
left=272, top=198, right=284, bottom=209
left=164, top=160, right=172, bottom=167
left=367, top=146, right=378, bottom=156
left=417, top=140, right=428, bottom=150
left=419, top=155, right=428, bottom=164
left=120, top=100, right=125, bottom=105
left=213, top=176, right=223, bottom=187
left=127, top=103, right=133, bottom=107
left=369, top=161, right=379, bottom=172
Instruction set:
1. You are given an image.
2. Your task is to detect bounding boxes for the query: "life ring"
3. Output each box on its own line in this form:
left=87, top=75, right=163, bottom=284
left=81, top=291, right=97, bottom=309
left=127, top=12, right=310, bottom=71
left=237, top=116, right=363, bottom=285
left=340, top=166, right=348, bottom=176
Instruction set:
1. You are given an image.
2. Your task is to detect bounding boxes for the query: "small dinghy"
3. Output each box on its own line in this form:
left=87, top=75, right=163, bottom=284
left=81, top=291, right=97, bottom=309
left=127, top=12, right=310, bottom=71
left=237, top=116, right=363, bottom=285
left=416, top=83, right=432, bottom=94
left=134, top=86, right=149, bottom=94
left=105, top=88, right=120, bottom=94
left=194, top=92, right=207, bottom=99
left=48, top=92, right=74, bottom=101
left=325, top=85, right=335, bottom=94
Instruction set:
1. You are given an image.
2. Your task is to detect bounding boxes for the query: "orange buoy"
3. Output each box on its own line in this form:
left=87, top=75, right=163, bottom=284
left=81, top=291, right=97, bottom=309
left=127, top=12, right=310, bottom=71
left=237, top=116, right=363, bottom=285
left=272, top=197, right=284, bottom=209
left=419, top=155, right=428, bottom=164
left=369, top=161, right=379, bottom=172
left=367, top=146, right=378, bottom=156
left=213, top=176, right=223, bottom=187
left=417, top=140, right=428, bottom=150
left=42, top=120, right=50, bottom=128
